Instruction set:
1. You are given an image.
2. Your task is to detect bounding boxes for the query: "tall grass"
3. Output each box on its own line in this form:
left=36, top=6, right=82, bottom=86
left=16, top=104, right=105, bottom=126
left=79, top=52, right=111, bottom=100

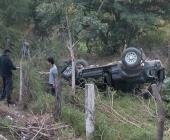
left=59, top=86, right=170, bottom=140
left=12, top=57, right=55, bottom=113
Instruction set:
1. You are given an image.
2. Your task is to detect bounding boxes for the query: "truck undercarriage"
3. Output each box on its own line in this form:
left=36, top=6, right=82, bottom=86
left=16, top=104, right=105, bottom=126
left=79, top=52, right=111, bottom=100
left=61, top=47, right=165, bottom=95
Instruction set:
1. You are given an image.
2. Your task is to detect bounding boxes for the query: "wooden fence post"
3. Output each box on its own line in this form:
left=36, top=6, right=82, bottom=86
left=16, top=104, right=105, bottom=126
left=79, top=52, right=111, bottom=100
left=19, top=61, right=23, bottom=103
left=151, top=84, right=165, bottom=140
left=85, top=84, right=95, bottom=140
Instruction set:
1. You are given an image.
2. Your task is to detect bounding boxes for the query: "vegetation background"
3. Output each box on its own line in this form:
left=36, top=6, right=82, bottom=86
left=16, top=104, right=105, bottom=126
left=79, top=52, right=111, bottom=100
left=0, top=0, right=170, bottom=139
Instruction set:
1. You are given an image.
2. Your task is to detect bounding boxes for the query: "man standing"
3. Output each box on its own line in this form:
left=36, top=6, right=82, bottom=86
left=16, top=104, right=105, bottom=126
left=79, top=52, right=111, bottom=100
left=0, top=49, right=19, bottom=104
left=39, top=57, right=61, bottom=117
left=48, top=57, right=58, bottom=96
left=40, top=57, right=58, bottom=96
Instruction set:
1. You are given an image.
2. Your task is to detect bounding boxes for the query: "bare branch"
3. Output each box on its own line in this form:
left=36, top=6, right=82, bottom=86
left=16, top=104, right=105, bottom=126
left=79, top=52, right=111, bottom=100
left=31, top=117, right=46, bottom=140
left=97, top=0, right=106, bottom=15
left=72, top=39, right=80, bottom=48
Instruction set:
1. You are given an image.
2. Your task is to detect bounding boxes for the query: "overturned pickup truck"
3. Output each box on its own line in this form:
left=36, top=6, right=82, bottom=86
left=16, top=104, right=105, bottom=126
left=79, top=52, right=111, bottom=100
left=61, top=47, right=165, bottom=94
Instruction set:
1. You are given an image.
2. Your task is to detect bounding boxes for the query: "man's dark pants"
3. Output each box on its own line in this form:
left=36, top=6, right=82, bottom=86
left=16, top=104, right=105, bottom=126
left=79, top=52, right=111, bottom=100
left=0, top=76, right=12, bottom=102
left=49, top=84, right=56, bottom=96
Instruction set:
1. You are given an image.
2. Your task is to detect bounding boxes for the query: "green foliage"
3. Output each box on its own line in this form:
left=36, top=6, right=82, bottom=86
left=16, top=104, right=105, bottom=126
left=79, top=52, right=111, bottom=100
left=0, top=0, right=169, bottom=55
left=94, top=112, right=155, bottom=140
left=0, top=0, right=31, bottom=50
left=61, top=104, right=85, bottom=136
left=0, top=23, right=22, bottom=49
left=163, top=78, right=170, bottom=95
left=0, top=0, right=31, bottom=26
left=29, top=93, right=55, bottom=113
left=17, top=38, right=64, bottom=112
left=60, top=87, right=170, bottom=140
left=12, top=49, right=60, bottom=112
left=31, top=0, right=170, bottom=55
left=0, top=1, right=170, bottom=139
left=0, top=117, right=15, bottom=139
left=0, top=117, right=13, bottom=126
left=33, top=0, right=63, bottom=37
left=135, top=29, right=167, bottom=48
left=162, top=78, right=170, bottom=117
left=23, top=59, right=56, bottom=113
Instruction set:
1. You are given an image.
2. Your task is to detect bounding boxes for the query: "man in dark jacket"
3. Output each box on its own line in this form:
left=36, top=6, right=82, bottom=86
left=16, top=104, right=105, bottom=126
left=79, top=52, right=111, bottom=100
left=0, top=49, right=18, bottom=104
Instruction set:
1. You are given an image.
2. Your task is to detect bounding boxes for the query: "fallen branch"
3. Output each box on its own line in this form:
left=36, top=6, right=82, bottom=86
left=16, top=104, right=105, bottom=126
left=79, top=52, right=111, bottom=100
left=97, top=0, right=106, bottom=15
left=31, top=117, right=46, bottom=140
left=0, top=113, right=70, bottom=140
left=31, top=129, right=51, bottom=138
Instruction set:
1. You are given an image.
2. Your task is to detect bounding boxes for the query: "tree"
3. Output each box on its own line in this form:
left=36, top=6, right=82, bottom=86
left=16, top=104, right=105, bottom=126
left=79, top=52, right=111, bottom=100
left=0, top=0, right=31, bottom=48
left=32, top=0, right=170, bottom=55
left=66, top=14, right=76, bottom=95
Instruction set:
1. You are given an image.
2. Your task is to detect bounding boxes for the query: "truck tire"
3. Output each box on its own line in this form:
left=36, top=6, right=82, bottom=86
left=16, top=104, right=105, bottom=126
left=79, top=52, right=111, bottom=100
left=76, top=59, right=88, bottom=70
left=62, top=59, right=88, bottom=78
left=122, top=47, right=142, bottom=69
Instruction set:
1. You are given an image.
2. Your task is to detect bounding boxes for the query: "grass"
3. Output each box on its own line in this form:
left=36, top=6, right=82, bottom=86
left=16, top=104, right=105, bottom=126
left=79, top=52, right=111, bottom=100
left=94, top=94, right=156, bottom=140
left=6, top=50, right=170, bottom=140
left=0, top=117, right=16, bottom=140
left=61, top=104, right=85, bottom=137
left=11, top=69, right=170, bottom=140
left=11, top=60, right=55, bottom=113
left=60, top=86, right=170, bottom=140
left=94, top=112, right=155, bottom=140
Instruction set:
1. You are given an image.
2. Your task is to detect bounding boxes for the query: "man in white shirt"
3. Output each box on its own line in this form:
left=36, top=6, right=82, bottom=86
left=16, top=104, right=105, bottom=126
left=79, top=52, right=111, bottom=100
left=40, top=57, right=58, bottom=96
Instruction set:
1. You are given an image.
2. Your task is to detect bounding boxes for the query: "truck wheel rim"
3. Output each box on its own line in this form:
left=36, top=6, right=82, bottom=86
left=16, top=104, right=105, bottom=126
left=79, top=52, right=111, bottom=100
left=76, top=64, right=85, bottom=71
left=125, top=52, right=137, bottom=65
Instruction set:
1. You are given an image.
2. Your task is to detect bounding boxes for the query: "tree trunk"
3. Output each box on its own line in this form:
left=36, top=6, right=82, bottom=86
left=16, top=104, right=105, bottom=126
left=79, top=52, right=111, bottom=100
left=66, top=14, right=76, bottom=95
left=71, top=49, right=75, bottom=95
left=151, top=84, right=165, bottom=140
